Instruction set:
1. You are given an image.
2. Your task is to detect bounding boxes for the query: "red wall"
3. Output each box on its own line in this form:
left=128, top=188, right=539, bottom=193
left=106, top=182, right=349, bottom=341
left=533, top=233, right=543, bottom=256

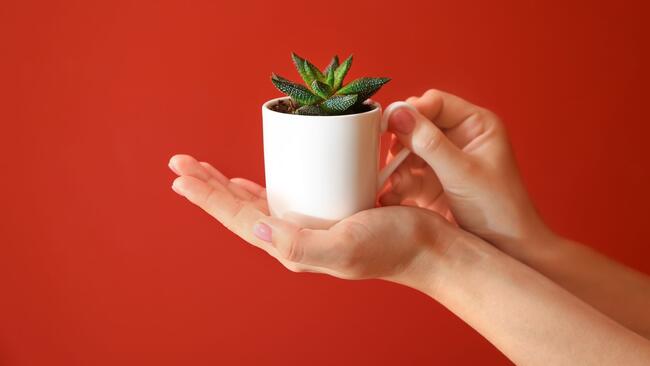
left=1, top=1, right=649, bottom=365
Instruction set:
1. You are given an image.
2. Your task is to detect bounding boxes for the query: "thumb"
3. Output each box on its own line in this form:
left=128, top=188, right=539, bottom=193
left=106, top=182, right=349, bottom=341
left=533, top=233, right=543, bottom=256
left=252, top=216, right=340, bottom=266
left=385, top=102, right=474, bottom=186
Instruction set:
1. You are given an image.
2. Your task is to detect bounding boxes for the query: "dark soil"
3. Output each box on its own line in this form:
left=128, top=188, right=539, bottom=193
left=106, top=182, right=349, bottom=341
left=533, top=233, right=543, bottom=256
left=349, top=103, right=375, bottom=114
left=270, top=98, right=298, bottom=113
left=269, top=99, right=376, bottom=116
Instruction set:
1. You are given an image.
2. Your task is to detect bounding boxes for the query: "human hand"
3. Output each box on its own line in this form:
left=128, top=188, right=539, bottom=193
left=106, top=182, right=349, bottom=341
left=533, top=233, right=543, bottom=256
left=379, top=89, right=555, bottom=256
left=167, top=108, right=650, bottom=365
left=168, top=154, right=470, bottom=287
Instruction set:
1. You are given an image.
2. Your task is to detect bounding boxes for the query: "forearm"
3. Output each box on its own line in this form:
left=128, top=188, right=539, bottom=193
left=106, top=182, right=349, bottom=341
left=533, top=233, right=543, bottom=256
left=408, top=238, right=650, bottom=366
left=513, top=234, right=650, bottom=338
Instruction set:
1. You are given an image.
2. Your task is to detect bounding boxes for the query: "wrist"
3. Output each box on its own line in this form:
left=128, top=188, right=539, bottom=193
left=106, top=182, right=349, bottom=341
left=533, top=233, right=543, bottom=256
left=391, top=233, right=501, bottom=300
left=515, top=221, right=569, bottom=268
left=494, top=209, right=563, bottom=268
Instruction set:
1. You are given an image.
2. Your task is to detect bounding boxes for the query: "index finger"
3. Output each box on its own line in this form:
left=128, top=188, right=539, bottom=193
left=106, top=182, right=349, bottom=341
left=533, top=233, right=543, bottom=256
left=172, top=175, right=268, bottom=248
left=406, top=89, right=500, bottom=149
left=408, top=89, right=483, bottom=129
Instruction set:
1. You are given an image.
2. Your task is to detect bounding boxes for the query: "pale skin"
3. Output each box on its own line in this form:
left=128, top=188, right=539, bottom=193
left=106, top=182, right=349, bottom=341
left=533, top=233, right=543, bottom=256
left=169, top=89, right=650, bottom=365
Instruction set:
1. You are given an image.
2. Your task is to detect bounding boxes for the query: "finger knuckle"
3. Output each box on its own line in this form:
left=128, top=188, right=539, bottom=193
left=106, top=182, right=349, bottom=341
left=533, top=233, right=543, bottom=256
left=412, top=126, right=444, bottom=156
left=422, top=88, right=443, bottom=100
left=202, top=186, right=219, bottom=208
left=222, top=201, right=245, bottom=231
left=473, top=108, right=502, bottom=130
left=281, top=229, right=306, bottom=263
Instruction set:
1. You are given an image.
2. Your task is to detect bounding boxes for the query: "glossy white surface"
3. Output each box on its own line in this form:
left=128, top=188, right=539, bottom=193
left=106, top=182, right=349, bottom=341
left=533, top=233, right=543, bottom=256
left=262, top=97, right=409, bottom=229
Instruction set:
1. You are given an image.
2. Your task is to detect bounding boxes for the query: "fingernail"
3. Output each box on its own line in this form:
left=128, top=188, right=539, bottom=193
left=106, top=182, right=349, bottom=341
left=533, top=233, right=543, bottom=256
left=253, top=222, right=272, bottom=243
left=168, top=162, right=180, bottom=175
left=171, top=180, right=183, bottom=195
left=389, top=108, right=416, bottom=134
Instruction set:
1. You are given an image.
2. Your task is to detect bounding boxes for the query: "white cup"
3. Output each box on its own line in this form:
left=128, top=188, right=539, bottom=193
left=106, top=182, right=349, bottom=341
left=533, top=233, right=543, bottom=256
left=262, top=97, right=411, bottom=229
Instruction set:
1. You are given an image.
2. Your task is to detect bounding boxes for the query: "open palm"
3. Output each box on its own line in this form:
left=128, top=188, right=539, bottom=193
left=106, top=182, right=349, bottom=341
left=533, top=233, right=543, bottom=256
left=169, top=154, right=450, bottom=283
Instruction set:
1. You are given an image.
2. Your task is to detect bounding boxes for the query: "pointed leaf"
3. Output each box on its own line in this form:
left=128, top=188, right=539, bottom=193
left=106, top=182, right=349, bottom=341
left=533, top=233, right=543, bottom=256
left=333, top=54, right=353, bottom=90
left=271, top=73, right=322, bottom=105
left=291, top=52, right=308, bottom=81
left=304, top=59, right=326, bottom=85
left=320, top=94, right=358, bottom=114
left=291, top=52, right=326, bottom=87
left=271, top=73, right=293, bottom=83
left=311, top=80, right=332, bottom=99
left=337, top=77, right=391, bottom=102
left=324, top=55, right=339, bottom=87
left=295, top=105, right=324, bottom=115
left=326, top=70, right=335, bottom=87
left=323, top=55, right=339, bottom=76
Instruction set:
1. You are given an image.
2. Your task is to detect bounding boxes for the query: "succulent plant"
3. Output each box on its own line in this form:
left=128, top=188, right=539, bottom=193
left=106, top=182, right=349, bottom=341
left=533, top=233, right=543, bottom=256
left=271, top=53, right=390, bottom=116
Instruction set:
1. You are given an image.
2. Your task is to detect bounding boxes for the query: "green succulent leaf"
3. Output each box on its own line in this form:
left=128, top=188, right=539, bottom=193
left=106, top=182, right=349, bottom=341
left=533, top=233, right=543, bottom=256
left=333, top=54, right=353, bottom=90
left=326, top=70, right=336, bottom=88
left=273, top=53, right=389, bottom=115
left=295, top=104, right=324, bottom=115
left=291, top=52, right=326, bottom=87
left=323, top=55, right=339, bottom=75
left=271, top=73, right=322, bottom=105
left=323, top=55, right=339, bottom=86
left=291, top=52, right=307, bottom=79
left=320, top=94, right=358, bottom=114
left=304, top=59, right=326, bottom=83
left=311, top=80, right=332, bottom=99
left=337, top=77, right=391, bottom=102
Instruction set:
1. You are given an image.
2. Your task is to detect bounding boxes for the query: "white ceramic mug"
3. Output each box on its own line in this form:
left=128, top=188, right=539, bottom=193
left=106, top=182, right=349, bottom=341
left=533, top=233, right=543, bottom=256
left=262, top=97, right=411, bottom=229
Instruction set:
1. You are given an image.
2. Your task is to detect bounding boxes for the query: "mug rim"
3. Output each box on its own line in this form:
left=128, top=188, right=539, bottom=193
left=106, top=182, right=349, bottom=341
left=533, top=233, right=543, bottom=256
left=262, top=97, right=381, bottom=119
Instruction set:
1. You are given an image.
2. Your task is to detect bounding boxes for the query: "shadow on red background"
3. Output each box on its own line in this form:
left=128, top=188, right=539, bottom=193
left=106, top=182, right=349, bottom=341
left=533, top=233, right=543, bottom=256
left=1, top=0, right=649, bottom=365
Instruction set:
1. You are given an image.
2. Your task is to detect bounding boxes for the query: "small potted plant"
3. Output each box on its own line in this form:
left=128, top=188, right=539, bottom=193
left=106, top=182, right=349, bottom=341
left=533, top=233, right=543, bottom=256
left=269, top=53, right=390, bottom=115
left=262, top=53, right=407, bottom=229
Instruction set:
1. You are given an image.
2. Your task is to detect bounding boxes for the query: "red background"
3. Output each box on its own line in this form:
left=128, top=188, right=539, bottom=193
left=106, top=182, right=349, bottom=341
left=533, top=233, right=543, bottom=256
left=2, top=0, right=649, bottom=365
